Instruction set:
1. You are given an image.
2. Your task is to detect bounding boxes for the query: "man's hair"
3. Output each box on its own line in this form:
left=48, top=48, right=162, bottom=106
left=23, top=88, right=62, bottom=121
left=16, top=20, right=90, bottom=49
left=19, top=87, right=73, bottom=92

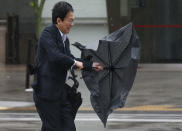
left=52, top=1, right=74, bottom=24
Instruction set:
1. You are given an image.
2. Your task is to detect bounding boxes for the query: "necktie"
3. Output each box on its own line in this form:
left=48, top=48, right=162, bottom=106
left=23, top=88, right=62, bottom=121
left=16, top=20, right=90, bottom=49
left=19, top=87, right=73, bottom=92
left=62, top=35, right=67, bottom=54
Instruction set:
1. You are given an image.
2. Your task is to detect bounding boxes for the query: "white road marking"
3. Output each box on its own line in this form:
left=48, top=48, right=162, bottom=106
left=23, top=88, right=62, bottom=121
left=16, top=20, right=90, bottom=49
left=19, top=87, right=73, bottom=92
left=0, top=113, right=182, bottom=122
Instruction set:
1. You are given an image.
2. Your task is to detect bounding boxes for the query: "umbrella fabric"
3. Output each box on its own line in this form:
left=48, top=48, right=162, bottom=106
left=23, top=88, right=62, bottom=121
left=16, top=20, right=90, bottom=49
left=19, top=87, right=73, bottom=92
left=79, top=23, right=140, bottom=126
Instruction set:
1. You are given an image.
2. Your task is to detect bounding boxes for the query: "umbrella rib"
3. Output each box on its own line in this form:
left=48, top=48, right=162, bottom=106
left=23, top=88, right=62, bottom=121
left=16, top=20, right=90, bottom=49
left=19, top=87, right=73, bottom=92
left=108, top=43, right=114, bottom=113
left=89, top=49, right=109, bottom=66
left=113, top=70, right=123, bottom=82
left=113, top=67, right=124, bottom=69
left=108, top=42, right=112, bottom=67
left=113, top=40, right=131, bottom=66
left=99, top=71, right=110, bottom=83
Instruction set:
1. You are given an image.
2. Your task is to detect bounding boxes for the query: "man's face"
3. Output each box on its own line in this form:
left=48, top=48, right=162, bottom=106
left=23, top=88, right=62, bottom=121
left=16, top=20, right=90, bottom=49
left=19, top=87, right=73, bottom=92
left=56, top=11, right=74, bottom=34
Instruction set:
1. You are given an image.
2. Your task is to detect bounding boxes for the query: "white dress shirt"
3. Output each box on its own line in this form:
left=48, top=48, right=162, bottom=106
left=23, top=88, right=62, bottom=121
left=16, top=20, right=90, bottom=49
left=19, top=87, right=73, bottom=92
left=58, top=30, right=74, bottom=82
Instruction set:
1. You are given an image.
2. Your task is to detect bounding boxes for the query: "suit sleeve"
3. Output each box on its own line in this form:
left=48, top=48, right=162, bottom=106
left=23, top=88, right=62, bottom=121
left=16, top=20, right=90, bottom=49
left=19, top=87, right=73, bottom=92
left=39, top=30, right=74, bottom=69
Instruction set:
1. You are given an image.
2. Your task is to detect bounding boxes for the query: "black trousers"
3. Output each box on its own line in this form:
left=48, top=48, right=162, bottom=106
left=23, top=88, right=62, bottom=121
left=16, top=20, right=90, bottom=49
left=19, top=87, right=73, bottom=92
left=33, top=91, right=76, bottom=131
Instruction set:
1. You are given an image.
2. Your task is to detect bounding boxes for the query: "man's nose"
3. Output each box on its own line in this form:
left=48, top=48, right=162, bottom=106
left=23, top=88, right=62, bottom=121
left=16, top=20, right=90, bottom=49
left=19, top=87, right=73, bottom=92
left=71, top=22, right=74, bottom=26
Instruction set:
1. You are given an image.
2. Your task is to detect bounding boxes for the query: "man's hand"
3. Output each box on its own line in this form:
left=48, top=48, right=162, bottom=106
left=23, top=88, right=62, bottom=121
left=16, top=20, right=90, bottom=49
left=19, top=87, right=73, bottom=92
left=75, top=61, right=83, bottom=70
left=93, top=62, right=104, bottom=71
left=75, top=61, right=103, bottom=71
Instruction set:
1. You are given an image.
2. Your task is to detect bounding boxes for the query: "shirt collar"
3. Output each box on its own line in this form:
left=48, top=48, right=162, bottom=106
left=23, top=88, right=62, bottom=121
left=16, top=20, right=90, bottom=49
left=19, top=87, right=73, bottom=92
left=59, top=30, right=67, bottom=42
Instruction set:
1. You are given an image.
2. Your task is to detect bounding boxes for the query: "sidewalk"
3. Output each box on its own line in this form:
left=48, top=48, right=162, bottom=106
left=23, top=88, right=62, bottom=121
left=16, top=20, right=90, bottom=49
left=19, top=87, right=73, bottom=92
left=1, top=64, right=182, bottom=112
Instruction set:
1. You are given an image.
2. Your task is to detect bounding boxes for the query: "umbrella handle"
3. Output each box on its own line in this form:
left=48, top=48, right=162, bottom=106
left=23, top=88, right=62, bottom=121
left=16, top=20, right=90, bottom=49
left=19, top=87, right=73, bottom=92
left=69, top=68, right=79, bottom=89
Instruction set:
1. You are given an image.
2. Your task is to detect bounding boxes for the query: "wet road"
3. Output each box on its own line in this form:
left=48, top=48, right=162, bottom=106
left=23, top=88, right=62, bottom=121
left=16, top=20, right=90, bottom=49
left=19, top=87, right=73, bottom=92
left=0, top=112, right=182, bottom=131
left=0, top=64, right=182, bottom=130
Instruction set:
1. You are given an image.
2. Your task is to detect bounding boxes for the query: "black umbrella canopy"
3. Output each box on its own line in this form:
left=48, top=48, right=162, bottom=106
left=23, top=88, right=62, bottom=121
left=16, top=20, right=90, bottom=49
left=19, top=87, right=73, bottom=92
left=79, top=23, right=140, bottom=126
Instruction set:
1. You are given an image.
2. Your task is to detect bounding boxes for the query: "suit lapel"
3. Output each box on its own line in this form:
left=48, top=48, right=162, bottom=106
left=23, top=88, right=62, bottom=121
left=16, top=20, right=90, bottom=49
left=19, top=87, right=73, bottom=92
left=51, top=24, right=70, bottom=55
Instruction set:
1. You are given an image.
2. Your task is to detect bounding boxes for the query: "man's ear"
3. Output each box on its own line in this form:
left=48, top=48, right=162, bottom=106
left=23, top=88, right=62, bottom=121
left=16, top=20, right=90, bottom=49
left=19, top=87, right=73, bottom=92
left=56, top=17, right=62, bottom=25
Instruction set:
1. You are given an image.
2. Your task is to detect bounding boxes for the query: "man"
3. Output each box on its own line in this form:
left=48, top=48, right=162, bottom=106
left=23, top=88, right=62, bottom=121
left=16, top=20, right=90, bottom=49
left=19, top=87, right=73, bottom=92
left=32, top=1, right=103, bottom=131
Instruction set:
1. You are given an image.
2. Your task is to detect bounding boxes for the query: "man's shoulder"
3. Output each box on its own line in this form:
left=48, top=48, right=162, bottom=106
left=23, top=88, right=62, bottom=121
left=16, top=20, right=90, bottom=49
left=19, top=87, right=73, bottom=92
left=40, top=24, right=59, bottom=39
left=43, top=24, right=57, bottom=33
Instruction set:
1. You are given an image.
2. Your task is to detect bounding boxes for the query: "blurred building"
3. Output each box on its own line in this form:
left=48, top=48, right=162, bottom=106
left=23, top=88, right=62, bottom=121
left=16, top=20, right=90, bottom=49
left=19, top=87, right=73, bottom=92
left=0, top=0, right=108, bottom=63
left=0, top=0, right=182, bottom=64
left=0, top=0, right=35, bottom=64
left=107, top=0, right=182, bottom=63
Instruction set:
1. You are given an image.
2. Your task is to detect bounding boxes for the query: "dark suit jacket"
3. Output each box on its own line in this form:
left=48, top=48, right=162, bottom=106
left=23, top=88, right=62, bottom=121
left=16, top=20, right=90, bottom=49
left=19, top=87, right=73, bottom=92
left=32, top=24, right=75, bottom=101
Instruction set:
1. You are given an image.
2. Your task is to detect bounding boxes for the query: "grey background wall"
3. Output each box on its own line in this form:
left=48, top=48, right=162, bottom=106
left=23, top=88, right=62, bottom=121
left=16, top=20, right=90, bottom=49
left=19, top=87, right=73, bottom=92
left=0, top=0, right=182, bottom=64
left=0, top=0, right=36, bottom=64
left=0, top=0, right=109, bottom=64
left=0, top=0, right=35, bottom=33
